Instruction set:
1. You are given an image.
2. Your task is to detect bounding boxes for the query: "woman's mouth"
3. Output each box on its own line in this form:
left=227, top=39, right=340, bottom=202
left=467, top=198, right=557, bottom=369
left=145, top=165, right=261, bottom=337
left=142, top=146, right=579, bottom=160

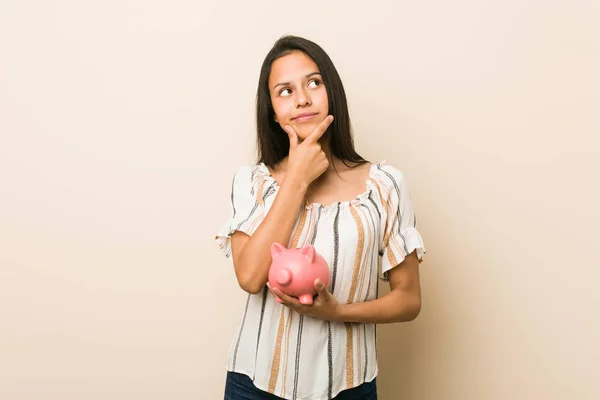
left=292, top=112, right=319, bottom=122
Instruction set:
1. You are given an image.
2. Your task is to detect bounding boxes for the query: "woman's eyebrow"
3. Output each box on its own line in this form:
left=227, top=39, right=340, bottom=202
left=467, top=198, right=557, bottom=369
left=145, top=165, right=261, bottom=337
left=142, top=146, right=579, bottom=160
left=272, top=72, right=322, bottom=91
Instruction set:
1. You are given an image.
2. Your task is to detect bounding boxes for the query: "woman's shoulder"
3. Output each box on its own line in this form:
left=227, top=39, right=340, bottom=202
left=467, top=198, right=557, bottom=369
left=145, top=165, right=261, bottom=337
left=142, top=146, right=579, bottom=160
left=227, top=162, right=275, bottom=195
left=229, top=162, right=270, bottom=180
left=371, top=160, right=409, bottom=188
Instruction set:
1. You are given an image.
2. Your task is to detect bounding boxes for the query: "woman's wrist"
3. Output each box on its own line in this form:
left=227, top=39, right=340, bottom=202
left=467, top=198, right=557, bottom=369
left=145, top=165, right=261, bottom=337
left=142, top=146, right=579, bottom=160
left=332, top=303, right=348, bottom=322
left=281, top=172, right=309, bottom=194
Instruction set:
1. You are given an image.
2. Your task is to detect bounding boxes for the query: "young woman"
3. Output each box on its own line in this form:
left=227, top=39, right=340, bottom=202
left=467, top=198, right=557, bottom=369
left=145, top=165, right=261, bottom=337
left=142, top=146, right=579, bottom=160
left=216, top=35, right=426, bottom=400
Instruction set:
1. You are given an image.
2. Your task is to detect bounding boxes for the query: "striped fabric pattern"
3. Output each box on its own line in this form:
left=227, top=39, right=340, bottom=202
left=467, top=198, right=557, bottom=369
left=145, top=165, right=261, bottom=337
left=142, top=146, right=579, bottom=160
left=215, top=161, right=425, bottom=400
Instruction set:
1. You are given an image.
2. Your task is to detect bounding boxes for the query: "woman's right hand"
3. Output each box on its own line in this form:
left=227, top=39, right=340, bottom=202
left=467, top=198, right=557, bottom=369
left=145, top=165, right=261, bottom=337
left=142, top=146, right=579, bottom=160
left=284, top=115, right=334, bottom=188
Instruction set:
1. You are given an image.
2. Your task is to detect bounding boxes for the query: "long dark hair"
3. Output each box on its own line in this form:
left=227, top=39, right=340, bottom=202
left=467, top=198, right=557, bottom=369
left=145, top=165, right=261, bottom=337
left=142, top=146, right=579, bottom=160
left=255, top=35, right=367, bottom=169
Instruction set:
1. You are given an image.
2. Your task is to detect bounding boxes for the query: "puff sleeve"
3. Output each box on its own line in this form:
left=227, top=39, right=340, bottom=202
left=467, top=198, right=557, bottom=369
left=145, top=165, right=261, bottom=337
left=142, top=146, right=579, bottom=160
left=215, top=165, right=266, bottom=258
left=379, top=165, right=426, bottom=279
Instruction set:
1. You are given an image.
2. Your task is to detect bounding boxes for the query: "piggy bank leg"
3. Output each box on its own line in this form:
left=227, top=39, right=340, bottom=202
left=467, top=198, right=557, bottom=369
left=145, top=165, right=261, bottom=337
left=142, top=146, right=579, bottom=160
left=298, top=294, right=313, bottom=305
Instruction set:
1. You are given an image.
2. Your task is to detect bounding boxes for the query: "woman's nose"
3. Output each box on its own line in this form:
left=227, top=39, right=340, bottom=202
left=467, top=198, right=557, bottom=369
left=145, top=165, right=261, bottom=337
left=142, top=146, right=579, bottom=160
left=295, top=88, right=311, bottom=107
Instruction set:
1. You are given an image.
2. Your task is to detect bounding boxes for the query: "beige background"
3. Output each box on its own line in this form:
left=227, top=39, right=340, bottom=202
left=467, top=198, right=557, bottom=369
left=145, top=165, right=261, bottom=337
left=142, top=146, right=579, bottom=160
left=1, top=1, right=599, bottom=399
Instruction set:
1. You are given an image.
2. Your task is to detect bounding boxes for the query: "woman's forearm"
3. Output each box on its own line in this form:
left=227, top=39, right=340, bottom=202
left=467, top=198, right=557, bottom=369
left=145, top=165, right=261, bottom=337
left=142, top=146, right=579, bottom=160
left=336, top=288, right=421, bottom=324
left=233, top=175, right=307, bottom=294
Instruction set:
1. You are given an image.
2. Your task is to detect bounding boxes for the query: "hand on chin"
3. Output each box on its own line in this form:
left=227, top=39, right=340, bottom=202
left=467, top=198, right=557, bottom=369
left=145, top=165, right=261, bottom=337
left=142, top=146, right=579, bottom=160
left=293, top=121, right=322, bottom=141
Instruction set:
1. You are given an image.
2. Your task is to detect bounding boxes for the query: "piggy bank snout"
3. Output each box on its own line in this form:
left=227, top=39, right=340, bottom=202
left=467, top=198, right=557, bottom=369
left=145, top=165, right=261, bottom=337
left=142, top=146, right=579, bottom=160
left=275, top=268, right=292, bottom=286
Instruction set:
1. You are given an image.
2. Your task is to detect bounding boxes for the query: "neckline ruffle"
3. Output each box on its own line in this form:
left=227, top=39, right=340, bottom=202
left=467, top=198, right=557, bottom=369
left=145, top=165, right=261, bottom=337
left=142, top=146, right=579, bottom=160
left=256, top=161, right=387, bottom=211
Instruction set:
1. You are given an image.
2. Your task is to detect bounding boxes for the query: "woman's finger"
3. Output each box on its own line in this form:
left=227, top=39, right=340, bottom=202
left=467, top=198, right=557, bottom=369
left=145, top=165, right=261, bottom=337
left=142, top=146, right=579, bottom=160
left=273, top=288, right=302, bottom=306
left=305, top=115, right=334, bottom=144
left=284, top=125, right=299, bottom=149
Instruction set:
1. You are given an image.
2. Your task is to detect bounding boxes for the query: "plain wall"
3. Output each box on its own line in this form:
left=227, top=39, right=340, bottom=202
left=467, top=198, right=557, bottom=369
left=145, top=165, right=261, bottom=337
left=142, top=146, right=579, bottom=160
left=1, top=1, right=599, bottom=399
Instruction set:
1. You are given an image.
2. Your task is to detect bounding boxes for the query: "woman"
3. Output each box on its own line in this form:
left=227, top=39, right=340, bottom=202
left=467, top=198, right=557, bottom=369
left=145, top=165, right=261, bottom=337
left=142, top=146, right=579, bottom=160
left=216, top=35, right=426, bottom=400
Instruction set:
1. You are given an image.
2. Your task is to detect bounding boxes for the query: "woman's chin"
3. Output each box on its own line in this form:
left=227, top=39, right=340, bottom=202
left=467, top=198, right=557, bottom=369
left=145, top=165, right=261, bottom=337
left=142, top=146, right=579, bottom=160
left=293, top=123, right=319, bottom=141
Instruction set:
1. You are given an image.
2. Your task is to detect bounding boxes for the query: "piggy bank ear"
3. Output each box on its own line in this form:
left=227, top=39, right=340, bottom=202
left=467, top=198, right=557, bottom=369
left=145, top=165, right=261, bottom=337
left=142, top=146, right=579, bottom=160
left=271, top=242, right=287, bottom=258
left=300, top=245, right=315, bottom=262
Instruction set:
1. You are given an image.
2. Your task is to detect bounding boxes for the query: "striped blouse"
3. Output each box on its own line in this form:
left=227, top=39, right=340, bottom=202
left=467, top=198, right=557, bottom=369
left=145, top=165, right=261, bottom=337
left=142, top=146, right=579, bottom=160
left=215, top=160, right=426, bottom=400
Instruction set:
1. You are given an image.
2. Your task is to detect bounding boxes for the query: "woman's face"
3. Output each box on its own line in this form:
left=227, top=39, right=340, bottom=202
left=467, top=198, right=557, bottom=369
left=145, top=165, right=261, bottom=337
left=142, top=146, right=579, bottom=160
left=268, top=51, right=329, bottom=141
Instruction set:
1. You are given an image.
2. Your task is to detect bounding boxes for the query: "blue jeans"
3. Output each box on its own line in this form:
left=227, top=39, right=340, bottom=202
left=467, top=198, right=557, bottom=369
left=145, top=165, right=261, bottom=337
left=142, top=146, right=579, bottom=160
left=224, top=371, right=377, bottom=400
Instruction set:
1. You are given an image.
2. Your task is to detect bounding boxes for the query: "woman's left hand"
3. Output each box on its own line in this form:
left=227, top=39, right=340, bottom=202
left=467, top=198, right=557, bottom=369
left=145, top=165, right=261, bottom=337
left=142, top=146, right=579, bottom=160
left=267, top=279, right=342, bottom=322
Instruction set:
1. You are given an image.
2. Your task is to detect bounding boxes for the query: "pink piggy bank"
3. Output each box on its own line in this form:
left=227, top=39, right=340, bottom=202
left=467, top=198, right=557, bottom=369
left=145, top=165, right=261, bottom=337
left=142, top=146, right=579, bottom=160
left=268, top=243, right=330, bottom=305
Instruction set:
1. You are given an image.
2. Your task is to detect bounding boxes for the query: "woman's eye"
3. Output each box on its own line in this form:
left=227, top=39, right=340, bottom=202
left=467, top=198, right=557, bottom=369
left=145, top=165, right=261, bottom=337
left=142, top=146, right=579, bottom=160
left=280, top=88, right=291, bottom=96
left=308, top=80, right=321, bottom=88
